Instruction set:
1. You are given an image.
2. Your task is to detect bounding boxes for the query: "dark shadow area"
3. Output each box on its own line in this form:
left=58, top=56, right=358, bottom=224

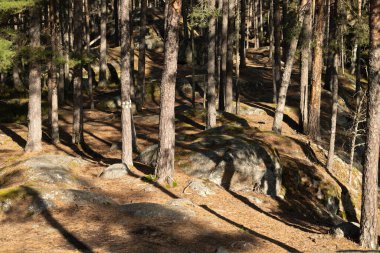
left=200, top=204, right=301, bottom=253
left=23, top=186, right=94, bottom=253
left=107, top=63, right=120, bottom=84
left=226, top=190, right=322, bottom=234
left=246, top=102, right=301, bottom=132
left=324, top=168, right=358, bottom=222
left=0, top=125, right=26, bottom=148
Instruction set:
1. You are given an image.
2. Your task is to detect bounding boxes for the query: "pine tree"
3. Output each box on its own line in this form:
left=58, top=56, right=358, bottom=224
left=155, top=0, right=182, bottom=185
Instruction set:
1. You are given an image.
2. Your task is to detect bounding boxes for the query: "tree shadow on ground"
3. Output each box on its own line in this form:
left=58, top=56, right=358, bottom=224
left=23, top=186, right=94, bottom=253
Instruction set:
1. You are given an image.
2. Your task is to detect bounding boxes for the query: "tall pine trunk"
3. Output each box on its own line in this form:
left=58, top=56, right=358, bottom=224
left=225, top=0, right=235, bottom=113
left=25, top=5, right=42, bottom=152
left=84, top=0, right=94, bottom=109
left=72, top=0, right=84, bottom=145
left=300, top=0, right=312, bottom=132
left=137, top=0, right=147, bottom=112
left=272, top=0, right=281, bottom=103
left=326, top=0, right=339, bottom=171
left=359, top=0, right=380, bottom=248
left=120, top=0, right=134, bottom=166
left=49, top=0, right=60, bottom=143
left=272, top=0, right=308, bottom=133
left=207, top=0, right=217, bottom=128
left=308, top=0, right=326, bottom=140
left=99, top=0, right=108, bottom=87
left=219, top=0, right=228, bottom=111
left=155, top=0, right=182, bottom=185
left=239, top=0, right=246, bottom=68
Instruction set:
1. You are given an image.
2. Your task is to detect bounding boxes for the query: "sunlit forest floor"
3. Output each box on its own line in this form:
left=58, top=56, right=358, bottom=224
left=0, top=48, right=376, bottom=252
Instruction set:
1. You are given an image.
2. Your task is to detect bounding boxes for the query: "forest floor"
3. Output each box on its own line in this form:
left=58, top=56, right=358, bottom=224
left=0, top=48, right=377, bottom=252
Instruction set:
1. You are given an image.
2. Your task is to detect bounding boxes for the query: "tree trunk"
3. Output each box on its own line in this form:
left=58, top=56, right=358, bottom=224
left=281, top=0, right=289, bottom=61
left=25, top=5, right=42, bottom=152
left=239, top=0, right=246, bottom=68
left=49, top=0, right=60, bottom=143
left=99, top=0, right=108, bottom=87
left=84, top=0, right=94, bottom=109
left=120, top=0, right=134, bottom=166
left=13, top=63, right=23, bottom=91
left=225, top=0, right=235, bottom=113
left=137, top=0, right=147, bottom=112
left=72, top=0, right=84, bottom=145
left=272, top=0, right=308, bottom=133
left=359, top=0, right=380, bottom=248
left=300, top=0, right=312, bottom=133
left=308, top=0, right=326, bottom=140
left=272, top=0, right=281, bottom=103
left=219, top=0, right=228, bottom=111
left=326, top=54, right=339, bottom=171
left=207, top=0, right=217, bottom=129
left=155, top=0, right=182, bottom=186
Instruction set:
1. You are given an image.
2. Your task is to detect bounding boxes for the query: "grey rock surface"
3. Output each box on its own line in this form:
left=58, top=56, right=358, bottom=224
left=120, top=202, right=195, bottom=221
left=100, top=163, right=128, bottom=179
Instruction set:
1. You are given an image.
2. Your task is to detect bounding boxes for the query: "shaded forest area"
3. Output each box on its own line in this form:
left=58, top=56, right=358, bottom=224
left=0, top=0, right=379, bottom=251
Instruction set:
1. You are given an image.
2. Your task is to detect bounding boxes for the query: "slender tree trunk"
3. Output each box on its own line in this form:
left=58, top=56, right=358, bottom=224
left=272, top=0, right=281, bottom=103
left=300, top=0, right=312, bottom=132
left=99, top=0, right=108, bottom=87
left=360, top=0, right=380, bottom=248
left=207, top=0, right=217, bottom=129
left=72, top=0, right=84, bottom=145
left=13, top=63, right=23, bottom=91
left=12, top=16, right=23, bottom=91
left=25, top=5, right=42, bottom=152
left=240, top=0, right=246, bottom=68
left=219, top=0, right=228, bottom=111
left=348, top=90, right=365, bottom=184
left=326, top=54, right=339, bottom=171
left=60, top=0, right=70, bottom=103
left=120, top=0, right=134, bottom=166
left=84, top=0, right=94, bottom=109
left=326, top=0, right=339, bottom=171
left=272, top=0, right=308, bottom=133
left=308, top=0, right=326, bottom=140
left=282, top=0, right=289, bottom=61
left=225, top=0, right=235, bottom=113
left=49, top=0, right=60, bottom=143
left=355, top=0, right=363, bottom=105
left=155, top=0, right=182, bottom=185
left=137, top=0, right=147, bottom=112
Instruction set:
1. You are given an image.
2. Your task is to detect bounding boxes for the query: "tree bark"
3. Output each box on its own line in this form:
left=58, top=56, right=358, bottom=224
left=300, top=0, right=312, bottom=133
left=272, top=0, right=308, bottom=133
left=25, top=5, right=42, bottom=152
left=84, top=0, right=94, bottom=109
left=72, top=0, right=84, bottom=145
left=137, top=0, right=147, bottom=112
left=120, top=0, right=134, bottom=166
left=326, top=54, right=339, bottom=171
left=49, top=0, right=60, bottom=143
left=99, top=0, right=108, bottom=87
left=239, top=0, right=246, bottom=68
left=207, top=0, right=217, bottom=129
left=225, top=0, right=235, bottom=113
left=155, top=0, right=182, bottom=185
left=272, top=0, right=281, bottom=103
left=359, top=0, right=380, bottom=248
left=308, top=0, right=326, bottom=140
left=219, top=0, right=228, bottom=111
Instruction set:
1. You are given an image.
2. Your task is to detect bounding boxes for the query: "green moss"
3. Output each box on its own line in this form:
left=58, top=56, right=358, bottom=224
left=0, top=186, right=26, bottom=202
